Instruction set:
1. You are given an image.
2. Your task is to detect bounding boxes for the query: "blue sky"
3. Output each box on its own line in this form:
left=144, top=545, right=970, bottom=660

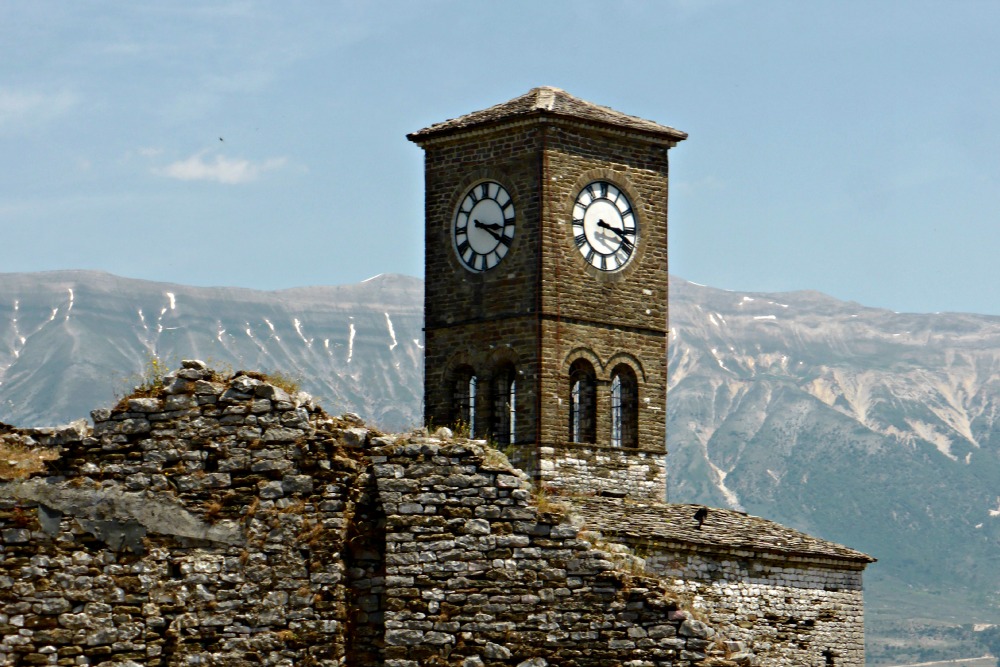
left=2, top=1, right=999, bottom=315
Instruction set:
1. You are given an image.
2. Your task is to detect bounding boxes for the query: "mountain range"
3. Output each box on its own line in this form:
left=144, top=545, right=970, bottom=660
left=2, top=269, right=998, bottom=663
left=0, top=270, right=422, bottom=431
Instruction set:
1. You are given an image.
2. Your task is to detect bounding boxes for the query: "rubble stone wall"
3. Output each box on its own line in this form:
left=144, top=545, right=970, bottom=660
left=371, top=439, right=724, bottom=667
left=0, top=362, right=867, bottom=666
left=0, top=364, right=728, bottom=666
left=0, top=362, right=374, bottom=666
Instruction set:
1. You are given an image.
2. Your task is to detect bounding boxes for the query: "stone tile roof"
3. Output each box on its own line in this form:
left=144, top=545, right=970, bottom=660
left=408, top=86, right=688, bottom=144
left=571, top=497, right=875, bottom=564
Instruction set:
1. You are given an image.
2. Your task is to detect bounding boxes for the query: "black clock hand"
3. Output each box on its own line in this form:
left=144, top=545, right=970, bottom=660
left=596, top=219, right=631, bottom=239
left=474, top=219, right=503, bottom=241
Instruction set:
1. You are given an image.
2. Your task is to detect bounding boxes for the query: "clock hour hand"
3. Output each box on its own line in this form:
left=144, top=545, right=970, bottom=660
left=474, top=219, right=503, bottom=241
left=597, top=219, right=630, bottom=239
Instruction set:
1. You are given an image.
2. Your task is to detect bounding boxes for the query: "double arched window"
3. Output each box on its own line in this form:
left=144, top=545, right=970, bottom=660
left=491, top=363, right=516, bottom=446
left=566, top=359, right=640, bottom=448
left=610, top=364, right=638, bottom=448
left=451, top=365, right=477, bottom=437
left=568, top=359, right=597, bottom=443
left=451, top=362, right=518, bottom=444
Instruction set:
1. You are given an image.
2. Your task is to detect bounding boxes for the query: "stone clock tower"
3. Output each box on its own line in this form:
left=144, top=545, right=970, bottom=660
left=408, top=87, right=686, bottom=500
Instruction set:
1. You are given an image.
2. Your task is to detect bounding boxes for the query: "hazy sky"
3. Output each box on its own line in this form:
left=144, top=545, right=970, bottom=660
left=3, top=1, right=999, bottom=315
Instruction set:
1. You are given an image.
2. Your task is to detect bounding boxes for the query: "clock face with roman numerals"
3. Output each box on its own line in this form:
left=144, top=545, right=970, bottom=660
left=572, top=181, right=637, bottom=272
left=453, top=181, right=516, bottom=272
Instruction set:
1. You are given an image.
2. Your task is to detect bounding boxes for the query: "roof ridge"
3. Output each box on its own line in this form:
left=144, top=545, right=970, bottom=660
left=533, top=86, right=559, bottom=111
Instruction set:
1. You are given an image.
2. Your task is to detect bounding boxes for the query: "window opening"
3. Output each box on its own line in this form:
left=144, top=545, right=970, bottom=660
left=569, top=360, right=596, bottom=443
left=610, top=365, right=638, bottom=448
left=452, top=367, right=477, bottom=437
left=611, top=374, right=622, bottom=447
left=509, top=379, right=516, bottom=441
left=468, top=375, right=477, bottom=437
left=491, top=364, right=516, bottom=446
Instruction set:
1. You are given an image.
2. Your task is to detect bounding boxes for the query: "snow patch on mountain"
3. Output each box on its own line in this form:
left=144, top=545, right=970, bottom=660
left=385, top=313, right=397, bottom=351
left=347, top=319, right=356, bottom=363
left=294, top=318, right=312, bottom=347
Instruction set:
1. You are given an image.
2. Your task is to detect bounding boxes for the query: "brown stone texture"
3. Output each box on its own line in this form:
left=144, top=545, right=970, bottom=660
left=413, top=88, right=678, bottom=501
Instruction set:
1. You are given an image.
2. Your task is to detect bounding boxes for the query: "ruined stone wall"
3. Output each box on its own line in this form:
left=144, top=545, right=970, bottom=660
left=0, top=364, right=731, bottom=667
left=642, top=546, right=866, bottom=667
left=0, top=361, right=376, bottom=666
left=371, top=439, right=725, bottom=667
left=0, top=361, right=867, bottom=666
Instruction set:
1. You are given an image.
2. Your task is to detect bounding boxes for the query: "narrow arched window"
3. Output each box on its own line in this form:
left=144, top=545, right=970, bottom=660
left=610, top=365, right=638, bottom=448
left=451, top=366, right=477, bottom=437
left=491, top=363, right=516, bottom=446
left=569, top=359, right=596, bottom=443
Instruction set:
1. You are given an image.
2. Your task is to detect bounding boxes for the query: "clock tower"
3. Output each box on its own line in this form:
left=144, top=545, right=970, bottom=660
left=408, top=87, right=686, bottom=500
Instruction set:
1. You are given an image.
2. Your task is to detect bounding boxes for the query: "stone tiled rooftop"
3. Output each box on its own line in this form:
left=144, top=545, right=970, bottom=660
left=571, top=497, right=875, bottom=564
left=408, top=85, right=688, bottom=143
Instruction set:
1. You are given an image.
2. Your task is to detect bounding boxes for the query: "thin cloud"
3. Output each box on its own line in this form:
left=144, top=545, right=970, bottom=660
left=0, top=88, right=77, bottom=129
left=157, top=152, right=288, bottom=184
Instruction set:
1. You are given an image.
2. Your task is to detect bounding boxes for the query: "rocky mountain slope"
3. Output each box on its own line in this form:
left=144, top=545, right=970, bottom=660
left=0, top=271, right=422, bottom=431
left=667, top=278, right=1000, bottom=662
left=2, top=270, right=1000, bottom=660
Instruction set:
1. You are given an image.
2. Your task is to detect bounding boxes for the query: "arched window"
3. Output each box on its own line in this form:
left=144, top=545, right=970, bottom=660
left=451, top=366, right=477, bottom=437
left=491, top=363, right=516, bottom=446
left=568, top=359, right=597, bottom=443
left=610, top=364, right=638, bottom=448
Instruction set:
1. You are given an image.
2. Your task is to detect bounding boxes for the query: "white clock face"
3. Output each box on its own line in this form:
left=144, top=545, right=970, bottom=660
left=572, top=181, right=637, bottom=272
left=453, top=181, right=515, bottom=272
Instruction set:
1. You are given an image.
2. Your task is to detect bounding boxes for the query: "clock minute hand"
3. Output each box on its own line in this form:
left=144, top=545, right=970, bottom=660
left=474, top=219, right=504, bottom=231
left=474, top=219, right=503, bottom=241
left=596, top=219, right=629, bottom=239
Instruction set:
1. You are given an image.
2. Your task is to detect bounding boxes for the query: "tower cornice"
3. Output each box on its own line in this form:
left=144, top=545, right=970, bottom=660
left=408, top=86, right=688, bottom=148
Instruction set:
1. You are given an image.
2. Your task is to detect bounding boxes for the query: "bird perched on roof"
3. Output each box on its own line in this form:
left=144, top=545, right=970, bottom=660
left=694, top=507, right=708, bottom=530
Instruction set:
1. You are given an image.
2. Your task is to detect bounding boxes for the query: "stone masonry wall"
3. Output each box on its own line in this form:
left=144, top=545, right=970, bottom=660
left=421, top=125, right=543, bottom=442
left=642, top=547, right=865, bottom=666
left=537, top=443, right=666, bottom=502
left=371, top=438, right=728, bottom=667
left=0, top=361, right=867, bottom=666
left=419, top=120, right=671, bottom=470
left=0, top=363, right=735, bottom=667
left=535, top=126, right=671, bottom=459
left=0, top=361, right=377, bottom=666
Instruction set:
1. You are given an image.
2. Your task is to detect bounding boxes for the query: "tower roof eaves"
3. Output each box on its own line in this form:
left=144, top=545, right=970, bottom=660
left=407, top=86, right=688, bottom=145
